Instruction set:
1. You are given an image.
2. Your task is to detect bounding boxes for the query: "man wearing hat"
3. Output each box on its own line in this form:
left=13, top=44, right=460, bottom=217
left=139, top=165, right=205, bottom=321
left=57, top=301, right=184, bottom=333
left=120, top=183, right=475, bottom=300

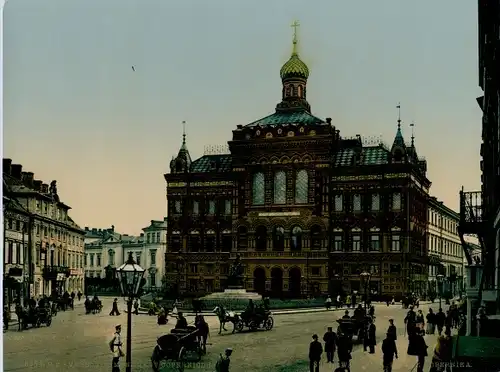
left=215, top=348, right=232, bottom=372
left=309, top=334, right=323, bottom=372
left=109, top=325, right=124, bottom=372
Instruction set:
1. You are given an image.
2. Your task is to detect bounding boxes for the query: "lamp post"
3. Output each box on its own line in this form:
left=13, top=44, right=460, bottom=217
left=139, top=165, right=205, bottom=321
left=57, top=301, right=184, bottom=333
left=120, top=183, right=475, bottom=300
left=359, top=271, right=371, bottom=310
left=436, top=274, right=444, bottom=309
left=116, top=252, right=145, bottom=372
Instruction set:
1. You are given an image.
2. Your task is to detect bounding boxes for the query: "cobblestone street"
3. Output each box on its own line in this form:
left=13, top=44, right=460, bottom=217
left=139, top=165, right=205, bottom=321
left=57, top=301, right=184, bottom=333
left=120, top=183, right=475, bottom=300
left=3, top=298, right=448, bottom=372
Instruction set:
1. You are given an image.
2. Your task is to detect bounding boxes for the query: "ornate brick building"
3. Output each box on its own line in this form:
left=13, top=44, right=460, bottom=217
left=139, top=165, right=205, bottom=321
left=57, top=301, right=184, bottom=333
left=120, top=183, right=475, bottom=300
left=165, top=26, right=430, bottom=298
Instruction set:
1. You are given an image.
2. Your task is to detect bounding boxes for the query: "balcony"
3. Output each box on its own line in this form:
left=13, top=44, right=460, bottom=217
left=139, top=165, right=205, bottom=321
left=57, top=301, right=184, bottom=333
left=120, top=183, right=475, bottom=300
left=42, top=265, right=71, bottom=280
left=459, top=190, right=487, bottom=235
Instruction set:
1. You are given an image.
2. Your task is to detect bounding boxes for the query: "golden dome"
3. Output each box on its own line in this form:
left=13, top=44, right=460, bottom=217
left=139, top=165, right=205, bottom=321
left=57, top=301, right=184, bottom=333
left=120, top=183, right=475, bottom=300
left=280, top=51, right=309, bottom=80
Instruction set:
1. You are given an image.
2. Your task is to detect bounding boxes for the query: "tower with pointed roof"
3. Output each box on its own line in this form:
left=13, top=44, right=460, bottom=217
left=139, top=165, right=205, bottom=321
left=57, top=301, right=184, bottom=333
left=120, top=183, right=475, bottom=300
left=170, top=121, right=192, bottom=174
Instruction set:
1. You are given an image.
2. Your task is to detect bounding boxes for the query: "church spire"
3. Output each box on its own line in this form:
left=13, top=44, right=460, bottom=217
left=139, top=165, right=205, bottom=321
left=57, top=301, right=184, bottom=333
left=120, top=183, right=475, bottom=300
left=170, top=120, right=192, bottom=174
left=391, top=103, right=406, bottom=149
left=410, top=121, right=415, bottom=147
left=181, top=120, right=187, bottom=149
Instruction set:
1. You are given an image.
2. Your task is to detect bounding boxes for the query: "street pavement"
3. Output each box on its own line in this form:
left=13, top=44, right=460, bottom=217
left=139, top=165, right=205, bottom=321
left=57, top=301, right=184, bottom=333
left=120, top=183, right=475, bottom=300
left=3, top=298, right=449, bottom=372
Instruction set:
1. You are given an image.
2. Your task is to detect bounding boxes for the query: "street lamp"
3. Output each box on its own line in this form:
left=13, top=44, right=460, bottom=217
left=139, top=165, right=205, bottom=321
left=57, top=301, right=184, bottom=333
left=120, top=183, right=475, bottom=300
left=436, top=274, right=444, bottom=309
left=359, top=271, right=371, bottom=310
left=116, top=252, right=145, bottom=372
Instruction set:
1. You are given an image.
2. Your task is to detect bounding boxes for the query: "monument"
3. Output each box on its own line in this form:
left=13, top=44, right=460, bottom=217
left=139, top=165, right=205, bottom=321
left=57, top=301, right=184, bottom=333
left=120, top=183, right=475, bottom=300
left=199, top=254, right=261, bottom=301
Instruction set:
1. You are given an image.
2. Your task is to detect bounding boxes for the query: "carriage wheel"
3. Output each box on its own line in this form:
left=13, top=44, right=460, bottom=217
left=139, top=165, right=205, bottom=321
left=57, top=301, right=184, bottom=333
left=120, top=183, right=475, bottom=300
left=265, top=317, right=274, bottom=331
left=177, top=347, right=186, bottom=372
left=235, top=320, right=244, bottom=332
left=249, top=320, right=258, bottom=331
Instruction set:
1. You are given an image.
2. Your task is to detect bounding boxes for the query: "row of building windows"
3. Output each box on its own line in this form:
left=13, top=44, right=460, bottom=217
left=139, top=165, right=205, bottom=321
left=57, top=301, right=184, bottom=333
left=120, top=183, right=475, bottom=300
left=146, top=232, right=162, bottom=244
left=428, top=210, right=458, bottom=234
left=332, top=193, right=401, bottom=212
left=85, top=250, right=156, bottom=267
left=4, top=241, right=26, bottom=264
left=35, top=200, right=68, bottom=222
left=35, top=224, right=83, bottom=247
left=34, top=247, right=83, bottom=269
left=252, top=170, right=308, bottom=205
left=429, top=235, right=462, bottom=258
left=173, top=200, right=232, bottom=216
left=4, top=218, right=26, bottom=232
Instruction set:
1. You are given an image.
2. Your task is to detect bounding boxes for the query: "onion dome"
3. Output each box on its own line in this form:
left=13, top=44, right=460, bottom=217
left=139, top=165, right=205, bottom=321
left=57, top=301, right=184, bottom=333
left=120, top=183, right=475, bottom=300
left=280, top=51, right=309, bottom=80
left=280, top=21, right=309, bottom=80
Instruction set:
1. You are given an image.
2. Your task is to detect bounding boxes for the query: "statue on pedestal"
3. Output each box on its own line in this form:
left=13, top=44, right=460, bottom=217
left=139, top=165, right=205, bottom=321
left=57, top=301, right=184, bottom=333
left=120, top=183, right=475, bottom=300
left=227, top=254, right=244, bottom=288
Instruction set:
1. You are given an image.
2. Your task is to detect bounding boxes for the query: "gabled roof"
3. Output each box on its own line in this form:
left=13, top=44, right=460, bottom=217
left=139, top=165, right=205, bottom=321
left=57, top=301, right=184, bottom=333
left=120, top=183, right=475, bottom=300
left=190, top=155, right=232, bottom=173
left=245, top=110, right=326, bottom=128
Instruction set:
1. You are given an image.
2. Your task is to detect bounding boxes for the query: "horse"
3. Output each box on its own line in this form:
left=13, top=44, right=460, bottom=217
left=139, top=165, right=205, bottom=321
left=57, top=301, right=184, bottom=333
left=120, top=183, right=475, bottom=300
left=213, top=306, right=237, bottom=334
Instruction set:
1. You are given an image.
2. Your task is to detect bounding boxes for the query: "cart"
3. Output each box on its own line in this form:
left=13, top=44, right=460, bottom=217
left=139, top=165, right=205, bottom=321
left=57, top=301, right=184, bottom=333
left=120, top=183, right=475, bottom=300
left=151, top=326, right=203, bottom=372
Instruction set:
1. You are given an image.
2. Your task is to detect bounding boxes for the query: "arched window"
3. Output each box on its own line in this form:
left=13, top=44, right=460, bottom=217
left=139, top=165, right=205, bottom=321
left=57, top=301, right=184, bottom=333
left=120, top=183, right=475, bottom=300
left=295, top=170, right=308, bottom=204
left=255, top=226, right=267, bottom=251
left=290, top=226, right=302, bottom=251
left=310, top=225, right=322, bottom=249
left=188, top=235, right=200, bottom=252
left=297, top=85, right=302, bottom=97
left=252, top=173, right=265, bottom=205
left=237, top=226, right=248, bottom=248
left=273, top=226, right=285, bottom=251
left=273, top=171, right=286, bottom=204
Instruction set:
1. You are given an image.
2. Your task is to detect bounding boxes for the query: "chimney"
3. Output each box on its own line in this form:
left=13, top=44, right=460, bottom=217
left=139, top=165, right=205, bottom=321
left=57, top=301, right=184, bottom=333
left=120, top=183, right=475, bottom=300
left=22, top=172, right=34, bottom=188
left=11, top=164, right=23, bottom=180
left=92, top=228, right=97, bottom=233
left=33, top=180, right=42, bottom=191
left=85, top=227, right=89, bottom=231
left=111, top=225, right=115, bottom=232
left=326, top=118, right=332, bottom=124
left=41, top=183, right=49, bottom=193
left=140, top=233, right=144, bottom=237
left=3, top=159, right=12, bottom=175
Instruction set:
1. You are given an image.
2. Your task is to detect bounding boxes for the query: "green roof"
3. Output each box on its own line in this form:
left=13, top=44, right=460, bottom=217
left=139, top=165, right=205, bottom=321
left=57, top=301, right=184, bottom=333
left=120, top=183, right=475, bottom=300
left=190, top=155, right=232, bottom=173
left=245, top=110, right=325, bottom=128
left=333, top=146, right=389, bottom=167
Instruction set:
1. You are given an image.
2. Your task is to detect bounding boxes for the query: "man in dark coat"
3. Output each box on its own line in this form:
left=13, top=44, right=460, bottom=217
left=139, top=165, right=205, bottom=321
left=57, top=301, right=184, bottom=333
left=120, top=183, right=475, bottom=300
left=387, top=319, right=397, bottom=340
left=404, top=306, right=417, bottom=336
left=336, top=331, right=352, bottom=372
left=175, top=312, right=188, bottom=329
left=364, top=317, right=376, bottom=353
left=109, top=298, right=120, bottom=316
left=407, top=326, right=428, bottom=372
left=309, top=334, right=323, bottom=372
left=323, top=326, right=337, bottom=363
left=382, top=332, right=398, bottom=372
left=435, top=308, right=446, bottom=336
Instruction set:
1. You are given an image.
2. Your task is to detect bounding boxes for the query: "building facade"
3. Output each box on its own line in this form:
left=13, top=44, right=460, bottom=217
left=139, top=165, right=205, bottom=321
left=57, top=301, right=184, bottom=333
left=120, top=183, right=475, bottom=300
left=459, top=0, right=500, bottom=314
left=84, top=219, right=167, bottom=291
left=427, top=197, right=464, bottom=297
left=164, top=28, right=431, bottom=298
left=3, top=159, right=85, bottom=300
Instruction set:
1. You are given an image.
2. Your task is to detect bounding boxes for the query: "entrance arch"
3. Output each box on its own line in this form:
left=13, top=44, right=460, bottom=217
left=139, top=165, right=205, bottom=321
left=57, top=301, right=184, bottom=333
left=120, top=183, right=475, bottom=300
left=253, top=267, right=266, bottom=294
left=288, top=267, right=301, bottom=298
left=270, top=267, right=283, bottom=296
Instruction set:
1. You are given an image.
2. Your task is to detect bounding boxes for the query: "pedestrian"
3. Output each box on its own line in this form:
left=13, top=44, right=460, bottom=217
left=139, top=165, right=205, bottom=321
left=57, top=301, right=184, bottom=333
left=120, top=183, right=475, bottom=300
left=109, top=324, right=124, bottom=372
left=336, top=294, right=341, bottom=309
left=404, top=306, right=416, bottom=336
left=426, top=309, right=436, bottom=335
left=382, top=332, right=398, bottom=372
left=77, top=290, right=82, bottom=302
left=336, top=330, right=352, bottom=372
left=215, top=348, right=232, bottom=372
left=416, top=309, right=425, bottom=329
left=351, top=293, right=357, bottom=308
left=133, top=299, right=139, bottom=315
left=387, top=319, right=397, bottom=340
left=346, top=295, right=351, bottom=308
left=476, top=306, right=488, bottom=336
left=444, top=310, right=453, bottom=331
left=435, top=308, right=445, bottom=336
left=109, top=298, right=120, bottom=316
left=364, top=317, right=376, bottom=354
left=408, top=326, right=428, bottom=372
left=323, top=326, right=337, bottom=364
left=325, top=295, right=332, bottom=310
left=309, top=334, right=323, bottom=372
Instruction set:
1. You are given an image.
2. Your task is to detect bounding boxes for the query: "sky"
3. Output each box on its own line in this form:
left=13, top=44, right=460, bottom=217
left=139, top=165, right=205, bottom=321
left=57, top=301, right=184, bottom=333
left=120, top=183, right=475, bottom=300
left=4, top=0, right=483, bottom=235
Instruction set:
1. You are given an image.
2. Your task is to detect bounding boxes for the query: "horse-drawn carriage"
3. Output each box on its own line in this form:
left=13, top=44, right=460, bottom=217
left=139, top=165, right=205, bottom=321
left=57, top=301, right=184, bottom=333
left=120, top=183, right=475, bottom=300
left=151, top=326, right=204, bottom=372
left=233, top=309, right=274, bottom=332
left=18, top=306, right=52, bottom=330
left=85, top=299, right=103, bottom=314
left=336, top=316, right=372, bottom=344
